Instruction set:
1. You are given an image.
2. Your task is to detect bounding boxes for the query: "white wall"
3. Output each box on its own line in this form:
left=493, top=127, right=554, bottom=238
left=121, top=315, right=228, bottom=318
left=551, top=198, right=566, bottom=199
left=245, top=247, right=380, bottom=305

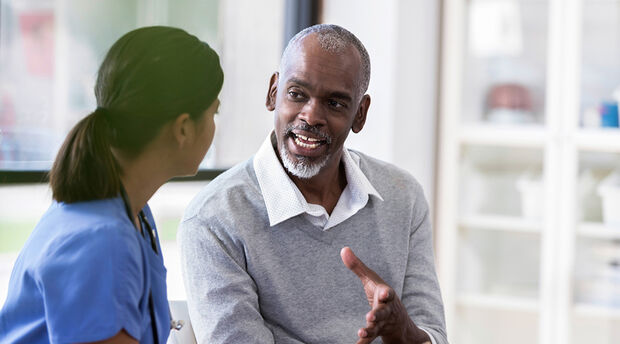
left=214, top=0, right=441, bottom=208
left=214, top=0, right=284, bottom=167
left=322, top=0, right=440, bottom=208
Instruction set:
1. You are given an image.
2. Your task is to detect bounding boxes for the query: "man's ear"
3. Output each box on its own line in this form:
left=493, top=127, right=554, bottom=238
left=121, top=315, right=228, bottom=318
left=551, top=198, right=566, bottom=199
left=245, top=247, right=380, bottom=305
left=266, top=72, right=279, bottom=111
left=352, top=94, right=371, bottom=133
left=171, top=113, right=192, bottom=148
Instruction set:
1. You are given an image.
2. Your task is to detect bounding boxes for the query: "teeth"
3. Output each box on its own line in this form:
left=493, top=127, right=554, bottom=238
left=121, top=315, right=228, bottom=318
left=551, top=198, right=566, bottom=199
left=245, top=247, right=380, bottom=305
left=294, top=137, right=320, bottom=149
left=296, top=134, right=319, bottom=142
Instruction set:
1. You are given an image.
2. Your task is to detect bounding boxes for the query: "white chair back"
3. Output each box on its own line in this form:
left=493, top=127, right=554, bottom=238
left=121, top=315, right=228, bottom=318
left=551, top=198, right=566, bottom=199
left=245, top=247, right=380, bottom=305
left=167, top=300, right=197, bottom=344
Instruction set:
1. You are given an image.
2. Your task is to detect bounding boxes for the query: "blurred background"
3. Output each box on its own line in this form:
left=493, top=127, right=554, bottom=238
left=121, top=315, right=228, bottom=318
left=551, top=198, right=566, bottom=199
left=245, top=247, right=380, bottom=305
left=0, top=0, right=619, bottom=343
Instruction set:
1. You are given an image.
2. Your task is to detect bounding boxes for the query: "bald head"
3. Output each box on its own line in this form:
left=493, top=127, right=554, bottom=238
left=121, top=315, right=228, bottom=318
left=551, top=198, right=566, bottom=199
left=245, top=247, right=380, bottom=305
left=280, top=24, right=371, bottom=100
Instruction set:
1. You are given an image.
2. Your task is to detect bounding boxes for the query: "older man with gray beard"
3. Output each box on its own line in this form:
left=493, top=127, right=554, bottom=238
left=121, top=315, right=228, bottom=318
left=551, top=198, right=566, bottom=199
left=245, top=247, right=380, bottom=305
left=178, top=24, right=447, bottom=344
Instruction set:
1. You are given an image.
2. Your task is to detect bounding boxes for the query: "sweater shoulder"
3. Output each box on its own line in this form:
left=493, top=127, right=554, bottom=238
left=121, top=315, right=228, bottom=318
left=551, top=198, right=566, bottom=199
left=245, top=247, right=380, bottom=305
left=352, top=150, right=425, bottom=200
left=182, top=158, right=263, bottom=222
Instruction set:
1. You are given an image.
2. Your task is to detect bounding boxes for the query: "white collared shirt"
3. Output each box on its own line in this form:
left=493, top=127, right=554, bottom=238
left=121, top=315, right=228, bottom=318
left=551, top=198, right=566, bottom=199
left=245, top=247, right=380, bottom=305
left=253, top=132, right=383, bottom=230
left=252, top=133, right=438, bottom=344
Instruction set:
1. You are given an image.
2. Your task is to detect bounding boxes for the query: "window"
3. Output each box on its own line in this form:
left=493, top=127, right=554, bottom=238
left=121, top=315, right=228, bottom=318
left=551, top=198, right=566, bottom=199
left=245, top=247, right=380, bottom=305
left=0, top=0, right=285, bottom=303
left=0, top=0, right=220, bottom=170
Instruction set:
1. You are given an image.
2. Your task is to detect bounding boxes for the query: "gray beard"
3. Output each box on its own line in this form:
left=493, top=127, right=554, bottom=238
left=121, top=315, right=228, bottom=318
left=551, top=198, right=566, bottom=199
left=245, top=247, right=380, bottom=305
left=279, top=143, right=329, bottom=179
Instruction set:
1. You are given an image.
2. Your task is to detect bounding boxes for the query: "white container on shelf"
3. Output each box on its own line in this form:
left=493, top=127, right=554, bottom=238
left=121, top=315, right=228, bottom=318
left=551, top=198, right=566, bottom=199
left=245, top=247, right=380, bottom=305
left=575, top=242, right=620, bottom=308
left=576, top=270, right=620, bottom=308
left=597, top=171, right=620, bottom=227
left=577, top=169, right=604, bottom=222
left=516, top=171, right=543, bottom=220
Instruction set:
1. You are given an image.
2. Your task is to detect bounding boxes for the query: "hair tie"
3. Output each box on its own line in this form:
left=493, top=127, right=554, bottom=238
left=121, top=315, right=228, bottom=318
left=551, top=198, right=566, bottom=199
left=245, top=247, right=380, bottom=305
left=94, top=107, right=115, bottom=128
left=95, top=107, right=109, bottom=117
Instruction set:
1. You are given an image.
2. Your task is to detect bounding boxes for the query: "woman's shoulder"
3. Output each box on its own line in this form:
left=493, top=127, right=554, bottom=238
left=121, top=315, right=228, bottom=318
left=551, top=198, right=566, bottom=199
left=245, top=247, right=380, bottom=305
left=29, top=197, right=141, bottom=267
left=10, top=199, right=150, bottom=344
left=42, top=197, right=129, bottom=232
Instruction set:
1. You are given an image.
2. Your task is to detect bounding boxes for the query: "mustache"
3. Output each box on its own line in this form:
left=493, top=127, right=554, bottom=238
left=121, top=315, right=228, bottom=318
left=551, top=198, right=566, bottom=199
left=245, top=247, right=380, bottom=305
left=284, top=123, right=332, bottom=144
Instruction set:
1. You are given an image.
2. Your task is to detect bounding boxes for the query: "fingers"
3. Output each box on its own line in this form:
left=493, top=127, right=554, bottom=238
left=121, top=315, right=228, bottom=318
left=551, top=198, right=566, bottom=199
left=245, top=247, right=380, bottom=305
left=377, top=285, right=394, bottom=304
left=356, top=328, right=377, bottom=344
left=366, top=304, right=391, bottom=328
left=342, top=246, right=401, bottom=343
left=371, top=284, right=394, bottom=309
left=358, top=317, right=387, bottom=342
left=356, top=336, right=375, bottom=344
left=359, top=291, right=398, bottom=340
left=367, top=303, right=391, bottom=323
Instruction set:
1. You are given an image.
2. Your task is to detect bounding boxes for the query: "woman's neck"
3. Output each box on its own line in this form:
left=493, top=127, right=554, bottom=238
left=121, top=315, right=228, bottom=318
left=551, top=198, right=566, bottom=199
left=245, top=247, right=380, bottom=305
left=115, top=150, right=170, bottom=222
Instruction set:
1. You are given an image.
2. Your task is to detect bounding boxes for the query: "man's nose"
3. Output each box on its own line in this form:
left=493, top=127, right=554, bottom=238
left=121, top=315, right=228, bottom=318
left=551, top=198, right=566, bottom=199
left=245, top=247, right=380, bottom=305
left=298, top=99, right=326, bottom=126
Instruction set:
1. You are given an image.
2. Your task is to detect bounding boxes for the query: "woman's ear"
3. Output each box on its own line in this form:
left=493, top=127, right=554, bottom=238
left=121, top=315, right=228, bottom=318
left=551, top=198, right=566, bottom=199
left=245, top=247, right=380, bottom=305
left=171, top=113, right=193, bottom=148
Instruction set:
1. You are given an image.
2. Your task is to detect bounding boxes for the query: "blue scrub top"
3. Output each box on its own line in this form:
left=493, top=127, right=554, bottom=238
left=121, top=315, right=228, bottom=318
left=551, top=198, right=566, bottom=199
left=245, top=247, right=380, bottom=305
left=0, top=196, right=169, bottom=344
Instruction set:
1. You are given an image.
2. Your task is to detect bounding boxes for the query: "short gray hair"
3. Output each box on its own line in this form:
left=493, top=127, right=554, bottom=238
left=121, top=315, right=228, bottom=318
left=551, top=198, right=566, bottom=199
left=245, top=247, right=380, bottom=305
left=280, top=24, right=371, bottom=100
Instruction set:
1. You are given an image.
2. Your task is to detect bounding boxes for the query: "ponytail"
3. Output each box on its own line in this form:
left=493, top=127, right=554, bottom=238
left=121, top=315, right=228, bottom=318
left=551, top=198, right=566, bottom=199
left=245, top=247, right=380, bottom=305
left=49, top=108, right=121, bottom=203
left=49, top=26, right=223, bottom=203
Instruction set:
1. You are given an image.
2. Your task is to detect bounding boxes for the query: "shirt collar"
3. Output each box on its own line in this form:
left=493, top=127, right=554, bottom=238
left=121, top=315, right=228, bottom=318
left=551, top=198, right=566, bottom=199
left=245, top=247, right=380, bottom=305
left=253, top=132, right=383, bottom=228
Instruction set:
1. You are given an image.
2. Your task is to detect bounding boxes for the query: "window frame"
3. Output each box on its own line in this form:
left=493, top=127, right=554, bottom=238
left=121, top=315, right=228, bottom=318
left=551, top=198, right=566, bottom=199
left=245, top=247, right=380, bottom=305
left=0, top=169, right=227, bottom=184
left=0, top=0, right=319, bottom=184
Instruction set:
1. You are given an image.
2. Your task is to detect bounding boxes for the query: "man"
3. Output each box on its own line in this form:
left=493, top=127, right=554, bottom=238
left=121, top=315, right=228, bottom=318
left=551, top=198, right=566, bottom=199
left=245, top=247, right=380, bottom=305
left=178, top=24, right=447, bottom=344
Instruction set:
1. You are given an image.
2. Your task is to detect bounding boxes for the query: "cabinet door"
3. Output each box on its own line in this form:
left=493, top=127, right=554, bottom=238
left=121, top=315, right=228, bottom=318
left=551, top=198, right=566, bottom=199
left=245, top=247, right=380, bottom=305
left=440, top=1, right=551, bottom=343
left=578, top=0, right=620, bottom=129
left=441, top=0, right=620, bottom=343
left=462, top=0, right=548, bottom=126
left=454, top=145, right=544, bottom=344
left=571, top=2, right=620, bottom=342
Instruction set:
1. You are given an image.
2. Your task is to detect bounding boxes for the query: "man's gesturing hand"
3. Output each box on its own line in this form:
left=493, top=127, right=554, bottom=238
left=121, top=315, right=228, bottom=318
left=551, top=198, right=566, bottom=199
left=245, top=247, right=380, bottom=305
left=340, top=247, right=431, bottom=344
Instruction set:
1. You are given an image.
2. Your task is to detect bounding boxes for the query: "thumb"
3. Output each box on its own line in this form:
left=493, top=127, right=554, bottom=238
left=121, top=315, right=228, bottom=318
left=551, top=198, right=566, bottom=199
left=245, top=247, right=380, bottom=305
left=340, top=246, right=374, bottom=284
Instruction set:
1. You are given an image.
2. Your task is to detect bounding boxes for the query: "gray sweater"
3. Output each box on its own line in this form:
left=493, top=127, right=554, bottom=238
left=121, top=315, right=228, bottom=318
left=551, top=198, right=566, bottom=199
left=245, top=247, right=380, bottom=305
left=178, top=152, right=447, bottom=344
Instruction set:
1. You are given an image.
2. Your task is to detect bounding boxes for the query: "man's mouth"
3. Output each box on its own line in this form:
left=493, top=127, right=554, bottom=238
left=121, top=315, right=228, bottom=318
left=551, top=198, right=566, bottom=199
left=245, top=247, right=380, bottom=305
left=283, top=124, right=331, bottom=157
left=292, top=133, right=326, bottom=149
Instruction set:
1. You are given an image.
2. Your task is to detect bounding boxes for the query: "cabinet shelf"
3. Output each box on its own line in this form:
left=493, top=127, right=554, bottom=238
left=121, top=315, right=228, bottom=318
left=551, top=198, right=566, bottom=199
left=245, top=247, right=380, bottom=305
left=459, top=123, right=546, bottom=148
left=457, top=293, right=539, bottom=313
left=577, top=222, right=620, bottom=239
left=574, top=303, right=620, bottom=319
left=438, top=0, right=620, bottom=342
left=575, top=129, right=620, bottom=153
left=459, top=214, right=542, bottom=233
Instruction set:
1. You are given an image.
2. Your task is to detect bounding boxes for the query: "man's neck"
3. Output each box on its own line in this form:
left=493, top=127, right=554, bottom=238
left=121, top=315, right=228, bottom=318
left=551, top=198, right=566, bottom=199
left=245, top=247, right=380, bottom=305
left=289, top=158, right=347, bottom=215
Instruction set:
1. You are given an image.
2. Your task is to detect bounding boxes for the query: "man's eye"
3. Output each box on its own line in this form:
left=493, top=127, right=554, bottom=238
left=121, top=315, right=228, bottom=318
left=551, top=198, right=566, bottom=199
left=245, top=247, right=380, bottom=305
left=288, top=91, right=303, bottom=99
left=328, top=99, right=345, bottom=108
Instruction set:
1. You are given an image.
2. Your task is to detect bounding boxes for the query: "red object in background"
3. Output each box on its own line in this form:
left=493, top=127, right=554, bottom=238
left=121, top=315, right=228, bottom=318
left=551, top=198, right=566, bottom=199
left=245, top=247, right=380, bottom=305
left=486, top=83, right=533, bottom=111
left=19, top=11, right=55, bottom=77
left=0, top=93, right=15, bottom=126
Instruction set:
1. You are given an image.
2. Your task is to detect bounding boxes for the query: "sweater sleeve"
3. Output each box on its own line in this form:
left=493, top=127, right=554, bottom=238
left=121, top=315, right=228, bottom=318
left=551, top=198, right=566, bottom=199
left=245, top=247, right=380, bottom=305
left=178, top=215, right=275, bottom=344
left=401, top=187, right=449, bottom=344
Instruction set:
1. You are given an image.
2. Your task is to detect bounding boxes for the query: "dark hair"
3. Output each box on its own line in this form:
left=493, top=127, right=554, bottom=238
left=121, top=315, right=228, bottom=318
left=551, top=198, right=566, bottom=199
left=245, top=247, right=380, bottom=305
left=50, top=26, right=224, bottom=203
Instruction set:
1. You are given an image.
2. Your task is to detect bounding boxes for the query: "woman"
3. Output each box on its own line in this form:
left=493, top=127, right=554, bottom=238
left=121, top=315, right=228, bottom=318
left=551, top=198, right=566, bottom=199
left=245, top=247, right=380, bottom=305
left=0, top=26, right=223, bottom=343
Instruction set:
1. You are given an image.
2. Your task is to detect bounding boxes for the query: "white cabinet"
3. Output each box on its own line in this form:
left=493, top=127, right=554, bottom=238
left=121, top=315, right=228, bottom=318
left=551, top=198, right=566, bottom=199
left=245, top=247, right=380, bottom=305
left=436, top=0, right=620, bottom=343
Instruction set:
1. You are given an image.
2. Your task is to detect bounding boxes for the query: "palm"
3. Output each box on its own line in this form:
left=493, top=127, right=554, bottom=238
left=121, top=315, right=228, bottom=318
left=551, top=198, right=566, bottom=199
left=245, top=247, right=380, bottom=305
left=341, top=247, right=429, bottom=344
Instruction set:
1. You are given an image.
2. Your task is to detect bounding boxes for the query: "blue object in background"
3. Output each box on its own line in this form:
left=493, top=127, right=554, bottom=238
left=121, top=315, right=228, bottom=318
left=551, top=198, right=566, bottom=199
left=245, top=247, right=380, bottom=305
left=600, top=101, right=619, bottom=127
